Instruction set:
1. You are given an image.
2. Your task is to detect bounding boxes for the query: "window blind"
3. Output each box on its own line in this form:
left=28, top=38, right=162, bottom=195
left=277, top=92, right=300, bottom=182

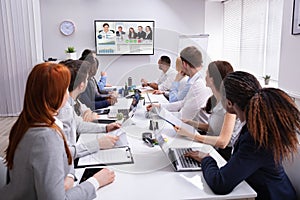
left=223, top=0, right=283, bottom=80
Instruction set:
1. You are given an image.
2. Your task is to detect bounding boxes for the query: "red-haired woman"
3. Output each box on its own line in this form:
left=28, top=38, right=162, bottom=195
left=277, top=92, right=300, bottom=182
left=0, top=63, right=115, bottom=199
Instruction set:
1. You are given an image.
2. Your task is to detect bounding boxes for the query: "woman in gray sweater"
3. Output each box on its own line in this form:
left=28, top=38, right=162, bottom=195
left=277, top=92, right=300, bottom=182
left=0, top=63, right=115, bottom=199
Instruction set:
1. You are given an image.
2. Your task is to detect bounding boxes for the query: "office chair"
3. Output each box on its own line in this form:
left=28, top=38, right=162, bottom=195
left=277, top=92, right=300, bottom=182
left=0, top=157, right=7, bottom=187
left=283, top=144, right=300, bottom=200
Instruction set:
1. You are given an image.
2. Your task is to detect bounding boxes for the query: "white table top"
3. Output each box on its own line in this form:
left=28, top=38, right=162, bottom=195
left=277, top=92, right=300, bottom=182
left=75, top=93, right=257, bottom=200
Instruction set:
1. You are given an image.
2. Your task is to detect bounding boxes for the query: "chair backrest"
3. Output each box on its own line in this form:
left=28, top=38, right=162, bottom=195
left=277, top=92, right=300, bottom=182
left=0, top=157, right=7, bottom=188
left=283, top=145, right=300, bottom=200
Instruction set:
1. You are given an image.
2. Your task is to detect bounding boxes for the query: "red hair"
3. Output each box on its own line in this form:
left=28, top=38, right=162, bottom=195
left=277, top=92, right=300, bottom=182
left=6, top=63, right=72, bottom=169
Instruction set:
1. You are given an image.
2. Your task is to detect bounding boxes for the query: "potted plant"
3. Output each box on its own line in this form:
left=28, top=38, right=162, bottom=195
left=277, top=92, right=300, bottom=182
left=263, top=75, right=271, bottom=85
left=65, top=46, right=76, bottom=60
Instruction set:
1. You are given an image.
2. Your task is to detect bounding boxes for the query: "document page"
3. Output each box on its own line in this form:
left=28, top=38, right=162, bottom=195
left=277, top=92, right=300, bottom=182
left=107, top=129, right=128, bottom=147
left=158, top=107, right=196, bottom=134
left=77, top=146, right=133, bottom=167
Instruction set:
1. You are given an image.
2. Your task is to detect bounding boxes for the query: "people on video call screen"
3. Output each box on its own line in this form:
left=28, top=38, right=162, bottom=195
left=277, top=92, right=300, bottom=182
left=95, top=21, right=154, bottom=55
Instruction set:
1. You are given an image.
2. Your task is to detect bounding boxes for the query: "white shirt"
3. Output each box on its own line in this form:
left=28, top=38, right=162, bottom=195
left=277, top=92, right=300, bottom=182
left=100, top=30, right=114, bottom=34
left=157, top=67, right=177, bottom=91
left=161, top=70, right=212, bottom=120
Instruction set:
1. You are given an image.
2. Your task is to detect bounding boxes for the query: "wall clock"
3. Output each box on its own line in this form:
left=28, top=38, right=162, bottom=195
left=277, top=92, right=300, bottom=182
left=59, top=20, right=75, bottom=36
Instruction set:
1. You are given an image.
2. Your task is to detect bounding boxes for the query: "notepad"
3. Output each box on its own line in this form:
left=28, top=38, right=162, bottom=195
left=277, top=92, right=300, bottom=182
left=76, top=146, right=133, bottom=168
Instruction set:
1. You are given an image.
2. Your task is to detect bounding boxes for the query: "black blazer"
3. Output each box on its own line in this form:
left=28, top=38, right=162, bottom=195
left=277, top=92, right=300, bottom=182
left=201, top=125, right=297, bottom=200
left=128, top=32, right=137, bottom=39
left=145, top=32, right=152, bottom=40
left=116, top=31, right=125, bottom=37
left=137, top=31, right=146, bottom=39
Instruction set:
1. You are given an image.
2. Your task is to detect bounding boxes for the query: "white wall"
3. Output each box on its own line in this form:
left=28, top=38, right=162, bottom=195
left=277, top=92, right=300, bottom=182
left=40, top=0, right=206, bottom=85
left=204, top=0, right=224, bottom=61
left=278, top=0, right=300, bottom=107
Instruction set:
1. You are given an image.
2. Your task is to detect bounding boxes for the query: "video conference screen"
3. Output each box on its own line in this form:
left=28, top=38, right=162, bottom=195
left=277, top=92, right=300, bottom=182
left=94, top=20, right=154, bottom=55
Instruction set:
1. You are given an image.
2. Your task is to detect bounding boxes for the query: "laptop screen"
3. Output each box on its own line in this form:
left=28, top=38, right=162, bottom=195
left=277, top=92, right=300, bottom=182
left=154, top=130, right=171, bottom=158
left=129, top=90, right=141, bottom=112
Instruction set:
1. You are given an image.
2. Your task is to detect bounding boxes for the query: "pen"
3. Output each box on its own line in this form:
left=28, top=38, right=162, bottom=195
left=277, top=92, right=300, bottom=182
left=163, top=118, right=175, bottom=127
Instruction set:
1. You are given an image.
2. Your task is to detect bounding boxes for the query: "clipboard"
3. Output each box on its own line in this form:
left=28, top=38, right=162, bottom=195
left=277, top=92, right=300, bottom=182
left=76, top=146, right=134, bottom=168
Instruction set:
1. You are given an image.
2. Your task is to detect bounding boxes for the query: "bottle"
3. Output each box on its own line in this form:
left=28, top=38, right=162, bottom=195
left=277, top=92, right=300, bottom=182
left=128, top=77, right=132, bottom=87
left=124, top=82, right=128, bottom=96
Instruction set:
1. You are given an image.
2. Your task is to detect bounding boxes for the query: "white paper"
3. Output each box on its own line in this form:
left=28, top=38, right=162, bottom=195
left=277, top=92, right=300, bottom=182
left=77, top=146, right=132, bottom=166
left=158, top=107, right=196, bottom=134
left=107, top=129, right=128, bottom=147
left=136, top=85, right=154, bottom=91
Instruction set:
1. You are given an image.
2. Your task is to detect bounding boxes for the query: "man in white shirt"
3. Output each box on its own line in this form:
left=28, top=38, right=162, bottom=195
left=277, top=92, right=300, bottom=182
left=98, top=23, right=115, bottom=42
left=153, top=57, right=189, bottom=102
left=147, top=46, right=211, bottom=121
left=99, top=23, right=114, bottom=34
left=141, top=55, right=177, bottom=91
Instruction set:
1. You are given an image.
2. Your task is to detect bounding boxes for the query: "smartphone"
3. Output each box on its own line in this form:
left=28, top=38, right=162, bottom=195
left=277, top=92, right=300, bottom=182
left=94, top=109, right=110, bottom=115
left=79, top=168, right=103, bottom=184
left=97, top=119, right=116, bottom=124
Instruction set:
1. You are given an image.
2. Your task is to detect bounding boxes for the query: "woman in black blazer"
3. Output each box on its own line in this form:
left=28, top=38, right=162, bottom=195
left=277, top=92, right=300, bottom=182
left=185, top=71, right=298, bottom=200
left=145, top=26, right=152, bottom=40
left=128, top=27, right=137, bottom=39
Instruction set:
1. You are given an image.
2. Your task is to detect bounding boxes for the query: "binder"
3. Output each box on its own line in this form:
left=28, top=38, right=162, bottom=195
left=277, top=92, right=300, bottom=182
left=76, top=146, right=134, bottom=168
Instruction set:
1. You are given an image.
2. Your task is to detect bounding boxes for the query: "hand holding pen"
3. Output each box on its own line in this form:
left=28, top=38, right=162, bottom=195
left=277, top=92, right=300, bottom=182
left=146, top=103, right=160, bottom=112
left=174, top=126, right=197, bottom=139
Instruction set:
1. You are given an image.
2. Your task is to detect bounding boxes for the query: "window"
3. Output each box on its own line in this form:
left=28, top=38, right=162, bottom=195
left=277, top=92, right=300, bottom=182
left=223, top=0, right=283, bottom=81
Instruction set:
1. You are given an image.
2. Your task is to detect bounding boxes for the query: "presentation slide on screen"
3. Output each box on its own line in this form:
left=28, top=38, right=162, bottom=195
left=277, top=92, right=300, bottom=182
left=95, top=20, right=154, bottom=55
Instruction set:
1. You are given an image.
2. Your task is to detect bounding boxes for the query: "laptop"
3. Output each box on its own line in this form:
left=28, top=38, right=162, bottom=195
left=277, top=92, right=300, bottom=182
left=154, top=131, right=202, bottom=172
left=108, top=90, right=141, bottom=119
left=146, top=92, right=201, bottom=171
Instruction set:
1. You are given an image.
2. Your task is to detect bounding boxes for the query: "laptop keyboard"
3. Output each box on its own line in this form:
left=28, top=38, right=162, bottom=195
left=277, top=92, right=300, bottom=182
left=108, top=109, right=129, bottom=118
left=175, top=148, right=201, bottom=168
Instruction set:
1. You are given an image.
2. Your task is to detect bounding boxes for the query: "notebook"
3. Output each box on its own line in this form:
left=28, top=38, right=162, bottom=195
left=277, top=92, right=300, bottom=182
left=108, top=90, right=141, bottom=119
left=154, top=130, right=202, bottom=172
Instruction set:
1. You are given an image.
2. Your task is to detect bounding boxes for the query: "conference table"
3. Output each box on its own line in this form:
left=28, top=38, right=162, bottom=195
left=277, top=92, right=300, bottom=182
left=75, top=92, right=257, bottom=200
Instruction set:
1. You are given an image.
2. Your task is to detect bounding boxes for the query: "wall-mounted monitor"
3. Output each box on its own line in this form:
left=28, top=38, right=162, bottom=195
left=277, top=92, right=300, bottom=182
left=94, top=20, right=154, bottom=55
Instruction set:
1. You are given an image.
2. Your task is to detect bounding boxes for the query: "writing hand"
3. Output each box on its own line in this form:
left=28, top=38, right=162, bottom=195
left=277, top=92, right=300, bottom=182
left=106, top=122, right=121, bottom=132
left=98, top=135, right=119, bottom=149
